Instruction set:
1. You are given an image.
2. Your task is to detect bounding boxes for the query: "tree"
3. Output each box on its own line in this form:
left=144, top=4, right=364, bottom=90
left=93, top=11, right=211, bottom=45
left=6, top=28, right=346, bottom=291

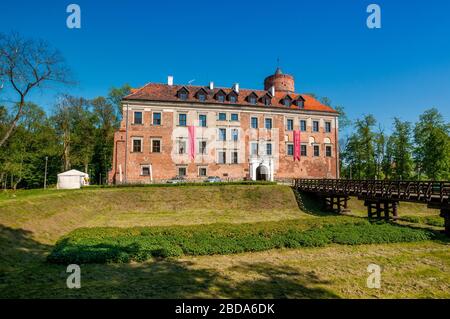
left=414, top=108, right=450, bottom=179
left=0, top=102, right=59, bottom=189
left=91, top=96, right=117, bottom=184
left=0, top=32, right=71, bottom=147
left=52, top=95, right=95, bottom=173
left=108, top=84, right=131, bottom=121
left=390, top=118, right=414, bottom=180
left=342, top=115, right=377, bottom=179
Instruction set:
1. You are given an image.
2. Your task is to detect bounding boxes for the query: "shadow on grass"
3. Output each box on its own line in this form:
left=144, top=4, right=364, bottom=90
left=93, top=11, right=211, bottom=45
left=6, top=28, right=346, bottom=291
left=292, top=189, right=340, bottom=217
left=0, top=224, right=339, bottom=299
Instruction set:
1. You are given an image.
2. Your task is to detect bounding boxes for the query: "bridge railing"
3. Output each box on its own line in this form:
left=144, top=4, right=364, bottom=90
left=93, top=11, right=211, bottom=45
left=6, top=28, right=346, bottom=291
left=294, top=179, right=450, bottom=205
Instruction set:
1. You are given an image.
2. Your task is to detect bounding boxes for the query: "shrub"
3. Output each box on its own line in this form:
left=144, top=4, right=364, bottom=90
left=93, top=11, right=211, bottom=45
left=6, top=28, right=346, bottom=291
left=47, top=219, right=435, bottom=264
left=423, top=216, right=445, bottom=227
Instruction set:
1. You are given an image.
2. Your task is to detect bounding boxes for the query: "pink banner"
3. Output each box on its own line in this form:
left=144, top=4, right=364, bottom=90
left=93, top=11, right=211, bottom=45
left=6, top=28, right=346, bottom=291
left=293, top=130, right=301, bottom=161
left=188, top=125, right=196, bottom=161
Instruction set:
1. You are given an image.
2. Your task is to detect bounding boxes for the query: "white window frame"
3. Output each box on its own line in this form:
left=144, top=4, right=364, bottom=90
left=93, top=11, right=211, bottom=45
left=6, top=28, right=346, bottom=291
left=132, top=137, right=143, bottom=153
left=150, top=138, right=162, bottom=153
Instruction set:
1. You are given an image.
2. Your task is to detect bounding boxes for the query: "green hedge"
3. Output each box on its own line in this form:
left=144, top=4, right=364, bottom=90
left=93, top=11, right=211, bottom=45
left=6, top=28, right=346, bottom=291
left=398, top=215, right=444, bottom=227
left=47, top=219, right=434, bottom=264
left=87, top=181, right=277, bottom=189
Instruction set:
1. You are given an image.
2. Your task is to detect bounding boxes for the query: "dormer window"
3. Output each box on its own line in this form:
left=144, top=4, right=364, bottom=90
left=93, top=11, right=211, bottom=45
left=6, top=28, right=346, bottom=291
left=195, top=88, right=208, bottom=102
left=282, top=95, right=293, bottom=107
left=296, top=96, right=305, bottom=108
left=214, top=89, right=226, bottom=103
left=247, top=92, right=258, bottom=105
left=227, top=91, right=238, bottom=103
left=261, top=94, right=271, bottom=106
left=177, top=87, right=189, bottom=101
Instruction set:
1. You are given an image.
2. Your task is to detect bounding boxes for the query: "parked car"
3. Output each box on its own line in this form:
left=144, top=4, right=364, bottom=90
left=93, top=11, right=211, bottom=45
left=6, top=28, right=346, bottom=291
left=166, top=176, right=186, bottom=184
left=204, top=176, right=221, bottom=183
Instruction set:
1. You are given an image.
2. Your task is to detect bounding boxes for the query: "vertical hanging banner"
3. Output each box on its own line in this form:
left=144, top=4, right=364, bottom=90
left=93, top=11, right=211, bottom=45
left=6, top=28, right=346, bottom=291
left=293, top=130, right=301, bottom=161
left=188, top=125, right=196, bottom=161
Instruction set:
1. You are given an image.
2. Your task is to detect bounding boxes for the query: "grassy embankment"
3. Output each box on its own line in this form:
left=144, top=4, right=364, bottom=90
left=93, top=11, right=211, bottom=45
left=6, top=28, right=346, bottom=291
left=0, top=184, right=448, bottom=298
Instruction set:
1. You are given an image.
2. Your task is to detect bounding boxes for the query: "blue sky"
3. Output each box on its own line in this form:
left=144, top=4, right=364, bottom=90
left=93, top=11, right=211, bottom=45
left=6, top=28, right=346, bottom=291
left=1, top=0, right=449, bottom=133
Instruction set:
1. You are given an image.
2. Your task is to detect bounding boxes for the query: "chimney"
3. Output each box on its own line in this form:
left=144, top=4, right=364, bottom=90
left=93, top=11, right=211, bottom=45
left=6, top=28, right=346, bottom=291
left=209, top=81, right=214, bottom=90
left=269, top=86, right=275, bottom=96
left=167, top=75, right=173, bottom=86
left=232, top=83, right=239, bottom=93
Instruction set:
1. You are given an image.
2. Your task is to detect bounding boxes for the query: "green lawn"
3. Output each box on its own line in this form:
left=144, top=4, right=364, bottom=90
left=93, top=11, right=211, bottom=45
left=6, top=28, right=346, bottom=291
left=0, top=184, right=448, bottom=298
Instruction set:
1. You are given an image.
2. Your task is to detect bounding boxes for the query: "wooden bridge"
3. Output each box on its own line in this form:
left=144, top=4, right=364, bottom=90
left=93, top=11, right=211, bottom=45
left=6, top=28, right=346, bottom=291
left=293, top=179, right=450, bottom=236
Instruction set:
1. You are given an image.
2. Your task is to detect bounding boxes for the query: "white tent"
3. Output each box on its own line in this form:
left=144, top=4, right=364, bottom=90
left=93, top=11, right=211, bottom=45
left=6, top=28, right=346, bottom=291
left=57, top=169, right=89, bottom=189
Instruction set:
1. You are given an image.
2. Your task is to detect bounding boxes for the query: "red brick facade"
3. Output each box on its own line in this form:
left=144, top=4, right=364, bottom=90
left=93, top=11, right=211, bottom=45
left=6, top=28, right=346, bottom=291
left=109, top=70, right=339, bottom=184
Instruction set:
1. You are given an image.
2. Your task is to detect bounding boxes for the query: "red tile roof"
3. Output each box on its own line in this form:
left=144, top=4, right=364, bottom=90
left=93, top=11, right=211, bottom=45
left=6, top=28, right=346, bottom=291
left=124, top=83, right=338, bottom=114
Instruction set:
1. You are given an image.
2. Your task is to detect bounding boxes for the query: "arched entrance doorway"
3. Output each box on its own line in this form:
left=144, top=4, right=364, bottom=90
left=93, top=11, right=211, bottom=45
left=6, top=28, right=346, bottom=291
left=256, top=165, right=269, bottom=181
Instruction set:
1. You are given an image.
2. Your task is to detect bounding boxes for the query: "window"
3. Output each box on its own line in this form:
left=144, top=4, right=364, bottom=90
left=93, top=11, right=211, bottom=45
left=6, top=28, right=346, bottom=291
left=199, top=167, right=207, bottom=177
left=231, top=129, right=239, bottom=142
left=141, top=165, right=150, bottom=176
left=263, top=96, right=271, bottom=106
left=218, top=151, right=226, bottom=164
left=218, top=112, right=227, bottom=121
left=132, top=138, right=142, bottom=152
left=178, top=167, right=187, bottom=176
left=177, top=88, right=189, bottom=101
left=217, top=94, right=225, bottom=102
left=228, top=94, right=237, bottom=103
left=300, top=120, right=307, bottom=132
left=296, top=99, right=304, bottom=108
left=198, top=93, right=206, bottom=101
left=312, top=121, right=319, bottom=132
left=325, top=121, right=331, bottom=133
left=153, top=112, right=161, bottom=125
left=251, top=143, right=258, bottom=156
left=152, top=139, right=161, bottom=153
left=199, top=140, right=207, bottom=154
left=178, top=140, right=186, bottom=154
left=265, top=118, right=272, bottom=129
left=218, top=128, right=226, bottom=141
left=231, top=113, right=239, bottom=121
left=313, top=145, right=320, bottom=157
left=178, top=114, right=187, bottom=126
left=199, top=114, right=207, bottom=127
left=231, top=151, right=238, bottom=164
left=266, top=143, right=272, bottom=156
left=249, top=96, right=257, bottom=104
left=251, top=117, right=258, bottom=129
left=287, top=144, right=294, bottom=156
left=301, top=144, right=307, bottom=156
left=134, top=111, right=143, bottom=125
left=283, top=98, right=291, bottom=107
left=326, top=145, right=332, bottom=157
left=286, top=119, right=294, bottom=131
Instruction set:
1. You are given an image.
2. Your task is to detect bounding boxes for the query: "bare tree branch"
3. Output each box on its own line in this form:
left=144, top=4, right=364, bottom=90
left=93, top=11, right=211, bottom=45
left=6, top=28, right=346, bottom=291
left=0, top=32, right=73, bottom=147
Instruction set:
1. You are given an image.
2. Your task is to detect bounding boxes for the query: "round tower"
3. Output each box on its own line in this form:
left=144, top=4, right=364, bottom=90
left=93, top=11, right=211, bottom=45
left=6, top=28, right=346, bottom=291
left=264, top=67, right=295, bottom=93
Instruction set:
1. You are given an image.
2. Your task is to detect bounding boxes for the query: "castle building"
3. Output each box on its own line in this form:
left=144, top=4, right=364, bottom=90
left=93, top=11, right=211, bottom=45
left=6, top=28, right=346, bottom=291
left=108, top=69, right=339, bottom=183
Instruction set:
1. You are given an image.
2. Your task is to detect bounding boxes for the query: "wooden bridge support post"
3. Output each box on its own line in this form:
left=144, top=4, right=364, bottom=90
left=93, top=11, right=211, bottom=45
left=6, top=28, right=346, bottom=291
left=440, top=209, right=450, bottom=237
